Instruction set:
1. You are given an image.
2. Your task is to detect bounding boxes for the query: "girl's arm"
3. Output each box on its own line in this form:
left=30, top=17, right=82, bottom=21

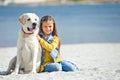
left=37, top=35, right=59, bottom=51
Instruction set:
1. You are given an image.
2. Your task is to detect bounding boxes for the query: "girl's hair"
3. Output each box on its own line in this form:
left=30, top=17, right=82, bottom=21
left=39, top=15, right=61, bottom=53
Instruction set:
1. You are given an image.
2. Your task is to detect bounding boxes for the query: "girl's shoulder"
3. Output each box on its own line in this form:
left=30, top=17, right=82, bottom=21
left=54, top=36, right=60, bottom=40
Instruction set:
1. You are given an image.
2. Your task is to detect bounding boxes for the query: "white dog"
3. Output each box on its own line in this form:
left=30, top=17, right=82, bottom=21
left=7, top=13, right=41, bottom=74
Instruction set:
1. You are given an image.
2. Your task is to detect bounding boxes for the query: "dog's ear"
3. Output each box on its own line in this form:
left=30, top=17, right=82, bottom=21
left=19, top=14, right=26, bottom=25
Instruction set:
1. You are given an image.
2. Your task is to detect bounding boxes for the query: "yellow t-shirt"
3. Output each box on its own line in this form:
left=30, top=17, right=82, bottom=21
left=39, top=36, right=63, bottom=72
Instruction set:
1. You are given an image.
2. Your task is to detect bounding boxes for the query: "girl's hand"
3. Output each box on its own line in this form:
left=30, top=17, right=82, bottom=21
left=36, top=35, right=41, bottom=41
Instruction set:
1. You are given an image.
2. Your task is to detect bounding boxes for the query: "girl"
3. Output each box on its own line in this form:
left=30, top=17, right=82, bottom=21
left=37, top=15, right=78, bottom=72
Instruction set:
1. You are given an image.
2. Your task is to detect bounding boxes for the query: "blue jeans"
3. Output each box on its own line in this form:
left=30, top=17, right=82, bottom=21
left=44, top=60, right=78, bottom=72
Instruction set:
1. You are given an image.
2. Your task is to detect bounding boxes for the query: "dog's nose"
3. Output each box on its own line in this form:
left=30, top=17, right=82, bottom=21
left=32, top=23, right=36, bottom=27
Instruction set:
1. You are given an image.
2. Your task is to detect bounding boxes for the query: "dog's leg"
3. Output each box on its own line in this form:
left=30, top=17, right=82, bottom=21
left=29, top=47, right=38, bottom=74
left=12, top=38, right=23, bottom=75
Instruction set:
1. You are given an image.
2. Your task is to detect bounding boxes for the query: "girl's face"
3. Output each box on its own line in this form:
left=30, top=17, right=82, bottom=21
left=42, top=20, right=54, bottom=37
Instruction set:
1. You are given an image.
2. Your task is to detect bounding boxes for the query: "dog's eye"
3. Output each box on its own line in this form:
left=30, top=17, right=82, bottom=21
left=35, top=19, right=37, bottom=21
left=27, top=18, right=31, bottom=21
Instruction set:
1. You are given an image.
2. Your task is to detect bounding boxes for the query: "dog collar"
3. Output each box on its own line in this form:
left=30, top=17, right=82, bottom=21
left=22, top=28, right=33, bottom=35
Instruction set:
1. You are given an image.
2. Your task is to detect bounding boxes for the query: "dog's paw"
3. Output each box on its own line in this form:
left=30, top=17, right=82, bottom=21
left=29, top=71, right=36, bottom=74
left=11, top=71, right=18, bottom=75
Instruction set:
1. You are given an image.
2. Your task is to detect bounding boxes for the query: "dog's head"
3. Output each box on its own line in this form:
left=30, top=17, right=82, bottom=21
left=19, top=13, right=40, bottom=34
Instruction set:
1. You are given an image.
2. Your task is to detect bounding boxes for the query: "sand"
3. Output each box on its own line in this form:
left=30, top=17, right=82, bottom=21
left=0, top=43, right=120, bottom=80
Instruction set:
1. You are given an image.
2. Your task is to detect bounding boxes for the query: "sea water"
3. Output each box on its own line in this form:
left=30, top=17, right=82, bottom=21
left=0, top=4, right=120, bottom=47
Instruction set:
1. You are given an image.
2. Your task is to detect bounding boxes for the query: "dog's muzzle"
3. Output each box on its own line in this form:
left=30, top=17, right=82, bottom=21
left=27, top=23, right=37, bottom=31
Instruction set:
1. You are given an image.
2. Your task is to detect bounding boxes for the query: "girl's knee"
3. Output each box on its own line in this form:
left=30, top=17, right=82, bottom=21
left=44, top=63, right=62, bottom=72
left=60, top=61, right=78, bottom=71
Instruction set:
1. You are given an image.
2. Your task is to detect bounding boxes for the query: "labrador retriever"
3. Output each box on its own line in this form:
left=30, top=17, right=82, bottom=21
left=7, top=13, right=41, bottom=74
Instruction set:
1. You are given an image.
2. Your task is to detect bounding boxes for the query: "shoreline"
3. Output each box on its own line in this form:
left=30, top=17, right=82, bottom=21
left=0, top=42, right=120, bottom=48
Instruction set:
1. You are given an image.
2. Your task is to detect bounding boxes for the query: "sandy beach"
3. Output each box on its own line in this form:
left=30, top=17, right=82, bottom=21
left=0, top=43, right=120, bottom=80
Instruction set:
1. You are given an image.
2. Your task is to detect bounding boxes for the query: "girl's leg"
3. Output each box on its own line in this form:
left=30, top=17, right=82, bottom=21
left=44, top=63, right=62, bottom=72
left=60, top=60, right=78, bottom=71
